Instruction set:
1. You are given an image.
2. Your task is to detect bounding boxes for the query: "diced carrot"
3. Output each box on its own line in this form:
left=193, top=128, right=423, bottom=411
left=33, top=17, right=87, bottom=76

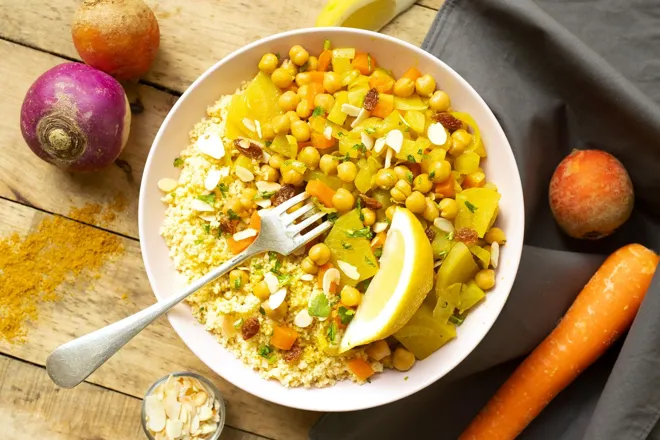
left=226, top=212, right=260, bottom=254
left=306, top=180, right=336, bottom=208
left=368, top=73, right=394, bottom=94
left=459, top=244, right=660, bottom=440
left=284, top=84, right=298, bottom=94
left=347, top=358, right=375, bottom=381
left=402, top=67, right=422, bottom=82
left=371, top=231, right=387, bottom=251
left=311, top=131, right=337, bottom=150
left=318, top=50, right=332, bottom=72
left=250, top=210, right=261, bottom=230
left=309, top=71, right=325, bottom=84
left=371, top=93, right=394, bottom=118
left=333, top=312, right=347, bottom=329
left=434, top=174, right=455, bottom=198
left=408, top=163, right=422, bottom=177
left=317, top=262, right=334, bottom=288
left=297, top=140, right=313, bottom=151
left=271, top=326, right=298, bottom=350
left=306, top=82, right=324, bottom=107
left=352, top=52, right=377, bottom=75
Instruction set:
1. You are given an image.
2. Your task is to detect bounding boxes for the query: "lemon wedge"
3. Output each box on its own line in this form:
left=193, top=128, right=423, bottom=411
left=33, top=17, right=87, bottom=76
left=315, top=0, right=416, bottom=31
left=339, top=207, right=434, bottom=352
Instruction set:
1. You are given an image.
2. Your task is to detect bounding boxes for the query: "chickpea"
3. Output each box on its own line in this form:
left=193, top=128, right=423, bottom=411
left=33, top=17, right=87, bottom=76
left=369, top=70, right=394, bottom=93
left=290, top=120, right=311, bottom=143
left=240, top=196, right=256, bottom=210
left=323, top=72, right=342, bottom=94
left=224, top=198, right=244, bottom=216
left=405, top=191, right=426, bottom=213
left=422, top=198, right=440, bottom=222
left=319, top=154, right=338, bottom=175
left=361, top=208, right=376, bottom=226
left=281, top=59, right=298, bottom=77
left=415, top=74, right=436, bottom=98
left=439, top=198, right=458, bottom=220
left=261, top=121, right=275, bottom=140
left=271, top=68, right=294, bottom=88
left=337, top=161, right=358, bottom=182
left=278, top=91, right=300, bottom=112
left=299, top=146, right=320, bottom=169
left=295, top=72, right=312, bottom=87
left=241, top=187, right=257, bottom=200
left=271, top=115, right=290, bottom=135
left=296, top=100, right=313, bottom=119
left=392, top=347, right=416, bottom=371
left=229, top=269, right=248, bottom=289
left=484, top=227, right=507, bottom=245
left=268, top=153, right=284, bottom=170
left=253, top=280, right=270, bottom=300
left=375, top=168, right=397, bottom=190
left=429, top=160, right=452, bottom=183
left=258, top=53, right=279, bottom=74
left=394, top=179, right=412, bottom=197
left=314, top=93, right=335, bottom=114
left=301, top=257, right=319, bottom=274
left=297, top=84, right=310, bottom=100
left=385, top=205, right=397, bottom=221
left=450, top=129, right=473, bottom=156
left=282, top=169, right=304, bottom=185
left=332, top=188, right=355, bottom=212
left=307, top=55, right=318, bottom=71
left=260, top=164, right=279, bottom=182
left=285, top=111, right=300, bottom=125
left=393, top=165, right=411, bottom=182
left=413, top=173, right=433, bottom=193
left=393, top=77, right=415, bottom=98
left=289, top=45, right=309, bottom=66
left=429, top=90, right=450, bottom=111
left=264, top=301, right=288, bottom=320
left=308, top=243, right=331, bottom=266
left=475, top=269, right=496, bottom=290
left=341, top=286, right=362, bottom=307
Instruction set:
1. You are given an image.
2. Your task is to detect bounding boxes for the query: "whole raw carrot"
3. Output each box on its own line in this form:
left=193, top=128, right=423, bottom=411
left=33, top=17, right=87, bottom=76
left=460, top=243, right=659, bottom=440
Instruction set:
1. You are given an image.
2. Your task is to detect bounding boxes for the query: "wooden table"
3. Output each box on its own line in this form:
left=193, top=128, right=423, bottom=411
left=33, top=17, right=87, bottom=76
left=0, top=1, right=442, bottom=438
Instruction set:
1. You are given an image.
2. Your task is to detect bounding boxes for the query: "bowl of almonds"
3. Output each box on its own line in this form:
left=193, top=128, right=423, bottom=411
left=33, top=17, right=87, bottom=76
left=142, top=372, right=225, bottom=440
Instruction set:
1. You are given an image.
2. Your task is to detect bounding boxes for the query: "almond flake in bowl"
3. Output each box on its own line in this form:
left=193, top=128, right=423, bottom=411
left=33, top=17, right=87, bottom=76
left=142, top=372, right=225, bottom=440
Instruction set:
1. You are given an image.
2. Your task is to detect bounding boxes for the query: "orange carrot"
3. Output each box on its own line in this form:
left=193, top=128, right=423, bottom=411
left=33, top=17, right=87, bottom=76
left=371, top=231, right=387, bottom=251
left=402, top=66, right=422, bottom=82
left=347, top=358, right=375, bottom=381
left=226, top=212, right=260, bottom=254
left=306, top=82, right=324, bottom=107
left=434, top=174, right=455, bottom=198
left=317, top=262, right=334, bottom=289
left=318, top=49, right=332, bottom=72
left=352, top=52, right=377, bottom=75
left=249, top=210, right=261, bottom=230
left=368, top=74, right=394, bottom=94
left=371, top=93, right=394, bottom=118
left=408, top=163, right=421, bottom=177
left=459, top=244, right=659, bottom=440
left=271, top=326, right=298, bottom=350
left=306, top=180, right=336, bottom=208
left=310, top=131, right=336, bottom=150
left=309, top=71, right=325, bottom=83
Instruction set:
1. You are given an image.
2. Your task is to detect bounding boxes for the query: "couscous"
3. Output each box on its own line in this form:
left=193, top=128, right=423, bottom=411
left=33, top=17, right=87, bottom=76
left=159, top=40, right=505, bottom=387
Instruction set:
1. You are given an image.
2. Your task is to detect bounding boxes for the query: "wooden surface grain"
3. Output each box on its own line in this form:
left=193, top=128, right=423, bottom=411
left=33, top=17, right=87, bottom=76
left=0, top=0, right=443, bottom=438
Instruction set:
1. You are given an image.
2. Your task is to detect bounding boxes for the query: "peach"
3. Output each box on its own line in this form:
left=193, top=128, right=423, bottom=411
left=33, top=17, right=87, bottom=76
left=549, top=150, right=634, bottom=239
left=72, top=0, right=160, bottom=80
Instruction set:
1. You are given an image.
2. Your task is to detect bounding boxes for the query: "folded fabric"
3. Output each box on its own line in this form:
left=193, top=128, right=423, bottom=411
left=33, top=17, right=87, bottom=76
left=310, top=0, right=660, bottom=438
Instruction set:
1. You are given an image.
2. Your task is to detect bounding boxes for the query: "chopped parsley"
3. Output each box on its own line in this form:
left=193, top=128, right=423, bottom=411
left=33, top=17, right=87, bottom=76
left=364, top=256, right=376, bottom=267
left=346, top=227, right=373, bottom=239
left=446, top=231, right=455, bottom=241
left=299, top=61, right=309, bottom=72
left=341, top=241, right=353, bottom=250
left=197, top=193, right=216, bottom=205
left=353, top=143, right=367, bottom=154
left=407, top=154, right=417, bottom=163
left=429, top=171, right=435, bottom=179
left=374, top=248, right=383, bottom=258
left=227, top=209, right=241, bottom=221
left=233, top=277, right=242, bottom=289
left=437, top=250, right=448, bottom=259
left=254, top=190, right=277, bottom=200
left=327, top=321, right=338, bottom=342
left=277, top=273, right=293, bottom=286
left=465, top=201, right=478, bottom=213
left=404, top=376, right=409, bottom=381
left=308, top=293, right=331, bottom=318
left=217, top=183, right=229, bottom=198
left=338, top=306, right=355, bottom=325
left=259, top=306, right=266, bottom=315
left=268, top=251, right=278, bottom=262
left=449, top=314, right=465, bottom=325
left=173, top=157, right=184, bottom=168
left=194, top=238, right=204, bottom=245
left=357, top=198, right=364, bottom=220
left=202, top=224, right=211, bottom=234
left=337, top=131, right=345, bottom=137
left=417, top=149, right=423, bottom=155
left=365, top=127, right=376, bottom=134
left=312, top=106, right=326, bottom=117
left=356, top=278, right=372, bottom=292
left=406, top=171, right=413, bottom=184
left=327, top=212, right=339, bottom=223
left=274, top=52, right=281, bottom=60
left=265, top=140, right=272, bottom=147
left=258, top=345, right=276, bottom=363
left=253, top=263, right=263, bottom=270
left=341, top=153, right=351, bottom=163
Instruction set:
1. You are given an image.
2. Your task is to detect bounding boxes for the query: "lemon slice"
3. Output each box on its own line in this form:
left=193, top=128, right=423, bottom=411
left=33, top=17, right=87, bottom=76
left=339, top=207, right=434, bottom=352
left=315, top=0, right=416, bottom=31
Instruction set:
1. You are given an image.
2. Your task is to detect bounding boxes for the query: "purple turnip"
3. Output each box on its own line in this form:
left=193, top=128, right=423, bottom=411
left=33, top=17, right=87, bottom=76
left=20, top=62, right=131, bottom=172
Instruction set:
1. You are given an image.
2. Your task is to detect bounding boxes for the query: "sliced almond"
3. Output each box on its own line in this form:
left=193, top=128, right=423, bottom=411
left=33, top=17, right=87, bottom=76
left=294, top=309, right=313, bottom=328
left=242, top=118, right=256, bottom=133
left=373, top=137, right=387, bottom=154
left=427, top=122, right=448, bottom=146
left=268, top=288, right=287, bottom=309
left=300, top=274, right=315, bottom=281
left=322, top=267, right=341, bottom=296
left=198, top=214, right=216, bottom=222
left=351, top=108, right=370, bottom=128
left=198, top=404, right=213, bottom=422
left=337, top=260, right=360, bottom=280
left=204, top=169, right=222, bottom=191
left=232, top=228, right=257, bottom=241
left=192, top=391, right=208, bottom=407
left=219, top=166, right=230, bottom=178
left=261, top=149, right=271, bottom=163
left=292, top=246, right=306, bottom=256
left=385, top=129, right=403, bottom=153
left=264, top=272, right=279, bottom=294
left=163, top=389, right=181, bottom=420
left=323, top=126, right=333, bottom=140
left=255, top=199, right=272, bottom=208
left=166, top=419, right=183, bottom=439
left=197, top=134, right=225, bottom=159
left=490, top=241, right=500, bottom=269
left=255, top=120, right=262, bottom=139
left=178, top=403, right=188, bottom=423
left=190, top=415, right=200, bottom=435
left=360, top=131, right=374, bottom=150
left=158, top=178, right=178, bottom=193
left=384, top=147, right=393, bottom=169
left=199, top=423, right=216, bottom=435
left=433, top=217, right=455, bottom=234
left=372, top=222, right=389, bottom=233
left=255, top=181, right=281, bottom=193
left=434, top=259, right=443, bottom=268
left=191, top=199, right=215, bottom=212
left=341, top=103, right=361, bottom=117
left=235, top=165, right=254, bottom=182
left=145, top=395, right=167, bottom=432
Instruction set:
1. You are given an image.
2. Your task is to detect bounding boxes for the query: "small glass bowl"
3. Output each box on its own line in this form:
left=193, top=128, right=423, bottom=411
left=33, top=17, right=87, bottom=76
left=141, top=372, right=226, bottom=440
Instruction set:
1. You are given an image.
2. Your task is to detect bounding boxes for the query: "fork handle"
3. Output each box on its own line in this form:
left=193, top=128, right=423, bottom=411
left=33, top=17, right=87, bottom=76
left=46, top=246, right=263, bottom=389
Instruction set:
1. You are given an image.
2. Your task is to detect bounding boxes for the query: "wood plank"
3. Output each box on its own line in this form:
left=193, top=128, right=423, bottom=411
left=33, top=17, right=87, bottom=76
left=0, top=198, right=318, bottom=440
left=0, top=354, right=266, bottom=440
left=417, top=0, right=444, bottom=10
left=0, top=0, right=435, bottom=93
left=0, top=39, right=176, bottom=239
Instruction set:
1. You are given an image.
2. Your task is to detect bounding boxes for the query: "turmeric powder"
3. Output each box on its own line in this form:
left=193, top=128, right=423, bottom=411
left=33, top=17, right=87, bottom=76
left=0, top=203, right=125, bottom=344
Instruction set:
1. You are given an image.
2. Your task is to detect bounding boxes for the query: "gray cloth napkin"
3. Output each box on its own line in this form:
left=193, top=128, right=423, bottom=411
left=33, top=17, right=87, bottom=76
left=310, top=1, right=660, bottom=438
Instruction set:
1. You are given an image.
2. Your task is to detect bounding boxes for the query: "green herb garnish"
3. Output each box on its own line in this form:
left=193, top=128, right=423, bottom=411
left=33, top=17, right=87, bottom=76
left=337, top=306, right=355, bottom=325
left=365, top=127, right=376, bottom=134
left=406, top=171, right=413, bottom=184
left=404, top=376, right=409, bottom=381
left=265, top=140, right=272, bottom=147
left=299, top=61, right=309, bottom=72
left=194, top=238, right=204, bottom=245
left=446, top=231, right=455, bottom=241
left=269, top=251, right=278, bottom=262
left=437, top=250, right=448, bottom=259
left=341, top=241, right=353, bottom=250
left=327, top=321, right=337, bottom=342
left=173, top=157, right=184, bottom=168
left=233, top=318, right=244, bottom=329
left=308, top=293, right=331, bottom=318
left=203, top=224, right=211, bottom=234
left=449, top=315, right=465, bottom=325
left=465, top=201, right=478, bottom=213
left=327, top=212, right=339, bottom=223
left=374, top=248, right=383, bottom=258
left=254, top=190, right=277, bottom=200
left=407, top=154, right=416, bottom=163
left=277, top=273, right=292, bottom=286
left=346, top=227, right=373, bottom=239
left=233, top=277, right=242, bottom=289
left=259, top=306, right=266, bottom=315
left=337, top=131, right=345, bottom=137
left=217, top=183, right=229, bottom=198
left=258, top=345, right=275, bottom=361
left=197, top=193, right=216, bottom=205
left=312, top=106, right=326, bottom=117
left=253, top=263, right=263, bottom=270
left=353, top=143, right=367, bottom=154
left=274, top=52, right=281, bottom=60
left=429, top=171, right=435, bottom=179
left=227, top=209, right=241, bottom=221
left=364, top=256, right=376, bottom=267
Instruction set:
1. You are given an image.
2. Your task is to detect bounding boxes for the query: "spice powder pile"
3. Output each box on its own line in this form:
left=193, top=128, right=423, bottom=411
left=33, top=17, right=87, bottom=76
left=0, top=203, right=125, bottom=344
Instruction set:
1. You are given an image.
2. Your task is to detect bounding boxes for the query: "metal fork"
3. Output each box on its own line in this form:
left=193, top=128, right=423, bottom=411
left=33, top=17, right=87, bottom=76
left=46, top=191, right=331, bottom=389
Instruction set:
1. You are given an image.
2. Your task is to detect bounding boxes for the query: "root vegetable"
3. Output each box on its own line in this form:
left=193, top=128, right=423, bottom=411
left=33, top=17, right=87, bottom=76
left=459, top=243, right=659, bottom=440
left=20, top=62, right=131, bottom=172
left=72, top=0, right=160, bottom=80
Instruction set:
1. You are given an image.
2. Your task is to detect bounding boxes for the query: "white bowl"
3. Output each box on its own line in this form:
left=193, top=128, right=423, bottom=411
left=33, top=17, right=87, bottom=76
left=139, top=27, right=525, bottom=412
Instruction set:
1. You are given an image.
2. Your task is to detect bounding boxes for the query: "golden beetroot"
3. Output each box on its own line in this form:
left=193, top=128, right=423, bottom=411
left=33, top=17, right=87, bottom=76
left=72, top=0, right=160, bottom=80
left=549, top=149, right=634, bottom=239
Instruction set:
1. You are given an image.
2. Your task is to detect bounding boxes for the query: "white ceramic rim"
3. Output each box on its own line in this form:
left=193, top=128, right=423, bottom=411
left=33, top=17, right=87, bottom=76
left=138, top=27, right=525, bottom=412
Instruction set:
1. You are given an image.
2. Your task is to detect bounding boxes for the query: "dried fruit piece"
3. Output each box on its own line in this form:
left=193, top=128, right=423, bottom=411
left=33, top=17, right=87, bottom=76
left=363, top=88, right=379, bottom=111
left=233, top=138, right=263, bottom=160
left=425, top=226, right=436, bottom=242
left=271, top=184, right=298, bottom=206
left=241, top=317, right=260, bottom=340
left=283, top=343, right=303, bottom=363
left=358, top=194, right=382, bottom=210
left=454, top=227, right=478, bottom=246
left=432, top=112, right=463, bottom=132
